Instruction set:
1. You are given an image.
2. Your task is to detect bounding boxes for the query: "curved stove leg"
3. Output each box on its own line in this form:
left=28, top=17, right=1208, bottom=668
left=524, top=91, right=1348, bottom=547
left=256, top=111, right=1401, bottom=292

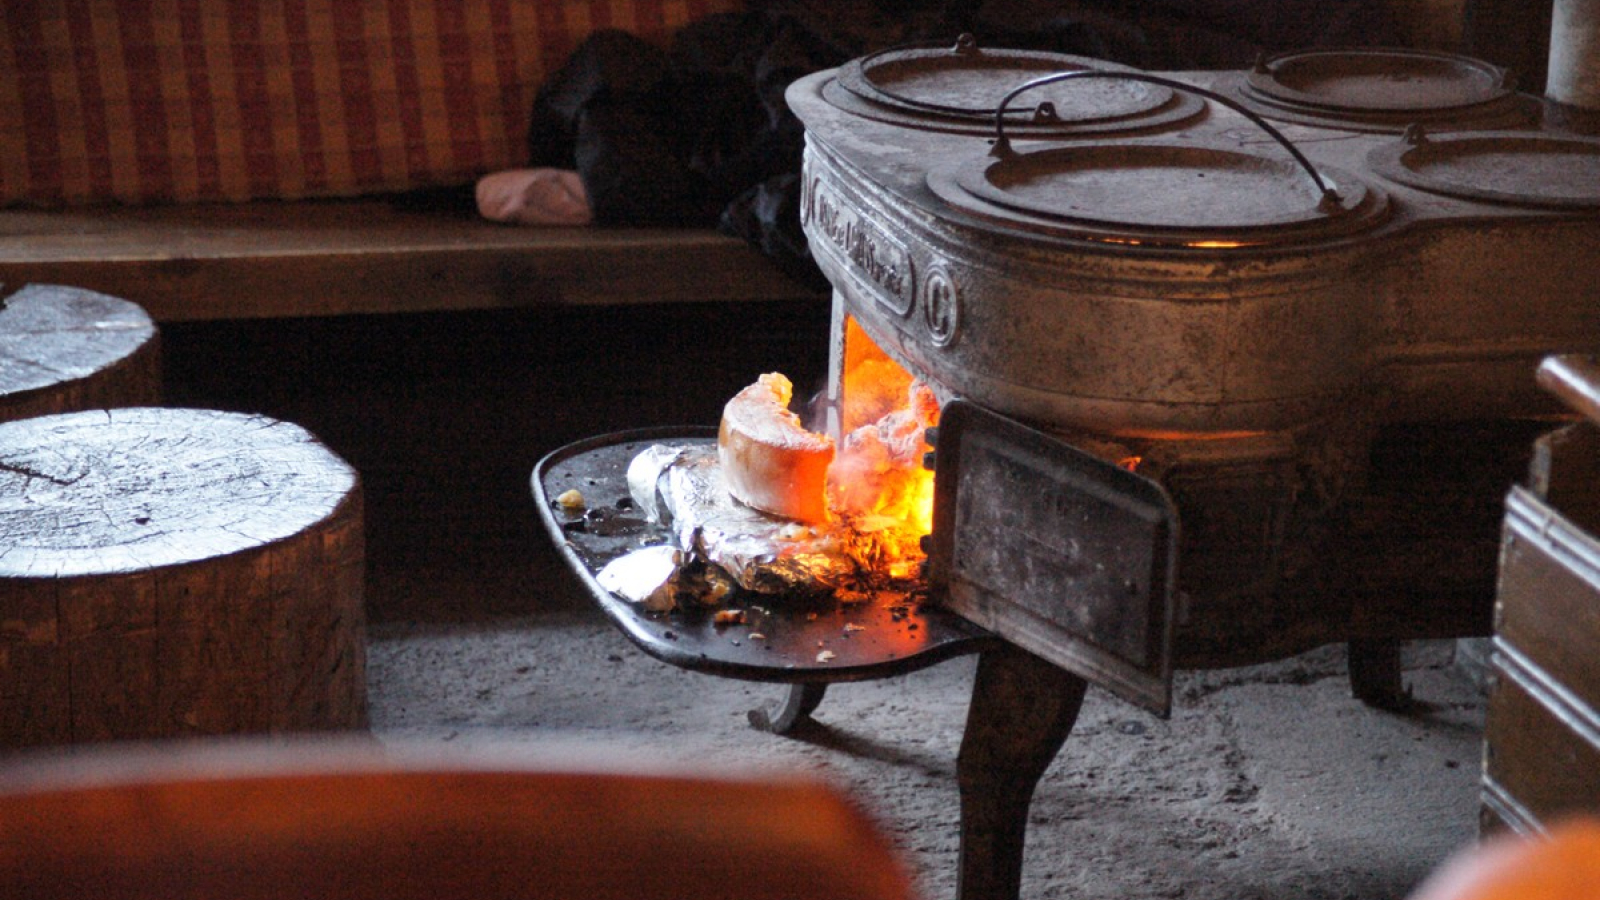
left=1349, top=638, right=1412, bottom=710
left=748, top=682, right=829, bottom=734
left=957, top=645, right=1088, bottom=900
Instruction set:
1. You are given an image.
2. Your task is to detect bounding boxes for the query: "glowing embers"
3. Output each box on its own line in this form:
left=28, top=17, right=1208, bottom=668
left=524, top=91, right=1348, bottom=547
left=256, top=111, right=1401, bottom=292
left=1088, top=236, right=1255, bottom=249
left=830, top=317, right=939, bottom=565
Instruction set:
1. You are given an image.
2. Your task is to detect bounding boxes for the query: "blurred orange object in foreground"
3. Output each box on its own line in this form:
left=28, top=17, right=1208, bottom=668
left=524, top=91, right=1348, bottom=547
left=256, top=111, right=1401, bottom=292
left=1409, top=819, right=1600, bottom=900
left=0, top=739, right=917, bottom=900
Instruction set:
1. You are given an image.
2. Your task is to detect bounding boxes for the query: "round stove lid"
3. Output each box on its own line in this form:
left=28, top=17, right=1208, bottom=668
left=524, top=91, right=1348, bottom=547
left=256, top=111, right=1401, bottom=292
left=1245, top=47, right=1511, bottom=114
left=839, top=37, right=1174, bottom=126
left=932, top=141, right=1384, bottom=246
left=1368, top=129, right=1600, bottom=208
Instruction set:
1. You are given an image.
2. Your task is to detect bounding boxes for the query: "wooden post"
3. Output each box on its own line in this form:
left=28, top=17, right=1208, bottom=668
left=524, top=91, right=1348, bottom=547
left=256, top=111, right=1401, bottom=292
left=0, top=284, right=160, bottom=423
left=0, top=407, right=366, bottom=748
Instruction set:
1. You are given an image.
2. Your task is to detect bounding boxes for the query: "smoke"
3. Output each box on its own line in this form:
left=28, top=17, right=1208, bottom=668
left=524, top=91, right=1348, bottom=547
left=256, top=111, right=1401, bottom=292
left=826, top=380, right=939, bottom=527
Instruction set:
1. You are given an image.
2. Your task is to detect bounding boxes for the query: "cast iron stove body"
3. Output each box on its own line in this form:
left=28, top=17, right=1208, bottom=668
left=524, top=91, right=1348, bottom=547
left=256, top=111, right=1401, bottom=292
left=785, top=41, right=1600, bottom=898
left=536, top=42, right=1600, bottom=900
left=792, top=41, right=1600, bottom=698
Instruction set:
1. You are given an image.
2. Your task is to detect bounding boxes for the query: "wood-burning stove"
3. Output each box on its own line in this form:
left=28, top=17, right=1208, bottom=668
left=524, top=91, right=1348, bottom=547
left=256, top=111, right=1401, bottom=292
left=536, top=40, right=1600, bottom=900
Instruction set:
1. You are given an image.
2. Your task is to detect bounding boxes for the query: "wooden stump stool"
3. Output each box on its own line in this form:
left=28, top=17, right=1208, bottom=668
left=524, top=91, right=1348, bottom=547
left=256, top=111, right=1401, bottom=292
left=0, top=284, right=160, bottom=423
left=0, top=408, right=365, bottom=749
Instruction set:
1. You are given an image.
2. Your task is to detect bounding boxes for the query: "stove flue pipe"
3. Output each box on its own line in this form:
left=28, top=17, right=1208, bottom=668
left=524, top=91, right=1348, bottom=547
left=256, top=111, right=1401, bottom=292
left=1549, top=0, right=1600, bottom=109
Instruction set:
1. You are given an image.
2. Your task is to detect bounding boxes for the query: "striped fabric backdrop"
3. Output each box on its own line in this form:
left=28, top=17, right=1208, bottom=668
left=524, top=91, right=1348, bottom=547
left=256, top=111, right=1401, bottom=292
left=0, top=0, right=745, bottom=206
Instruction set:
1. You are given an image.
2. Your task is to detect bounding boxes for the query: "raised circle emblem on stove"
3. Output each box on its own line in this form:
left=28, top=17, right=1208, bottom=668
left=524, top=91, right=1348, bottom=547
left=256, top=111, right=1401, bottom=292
left=920, top=266, right=961, bottom=348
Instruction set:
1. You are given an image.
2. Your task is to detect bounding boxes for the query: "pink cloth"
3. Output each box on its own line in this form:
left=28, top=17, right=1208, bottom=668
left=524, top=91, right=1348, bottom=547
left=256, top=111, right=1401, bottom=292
left=476, top=168, right=593, bottom=226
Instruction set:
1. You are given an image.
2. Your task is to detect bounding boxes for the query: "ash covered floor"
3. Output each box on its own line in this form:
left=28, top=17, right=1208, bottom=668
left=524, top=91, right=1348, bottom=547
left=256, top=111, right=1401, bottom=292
left=368, top=617, right=1485, bottom=900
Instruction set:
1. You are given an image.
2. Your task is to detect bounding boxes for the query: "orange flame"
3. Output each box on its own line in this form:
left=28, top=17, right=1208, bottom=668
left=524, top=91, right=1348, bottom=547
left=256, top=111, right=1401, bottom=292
left=1088, top=236, right=1254, bottom=249
left=826, top=319, right=940, bottom=569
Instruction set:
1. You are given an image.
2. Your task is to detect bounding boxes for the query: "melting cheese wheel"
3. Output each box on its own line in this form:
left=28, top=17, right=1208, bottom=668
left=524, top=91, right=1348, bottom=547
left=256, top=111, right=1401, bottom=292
left=718, top=373, right=834, bottom=523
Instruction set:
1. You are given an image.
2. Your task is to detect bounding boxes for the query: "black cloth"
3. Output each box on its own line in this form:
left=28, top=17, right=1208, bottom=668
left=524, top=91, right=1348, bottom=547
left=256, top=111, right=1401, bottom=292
left=524, top=0, right=1400, bottom=286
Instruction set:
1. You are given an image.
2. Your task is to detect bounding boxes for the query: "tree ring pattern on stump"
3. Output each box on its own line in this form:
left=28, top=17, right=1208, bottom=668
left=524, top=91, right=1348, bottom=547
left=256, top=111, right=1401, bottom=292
left=0, top=407, right=358, bottom=578
left=0, top=284, right=156, bottom=398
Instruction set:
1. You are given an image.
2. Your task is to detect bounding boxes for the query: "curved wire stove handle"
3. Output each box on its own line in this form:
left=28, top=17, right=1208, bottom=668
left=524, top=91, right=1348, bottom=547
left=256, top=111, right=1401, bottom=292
left=990, top=70, right=1343, bottom=211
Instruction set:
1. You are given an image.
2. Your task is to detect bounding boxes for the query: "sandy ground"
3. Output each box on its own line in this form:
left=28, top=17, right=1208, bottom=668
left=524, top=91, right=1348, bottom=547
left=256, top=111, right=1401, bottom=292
left=368, top=614, right=1486, bottom=900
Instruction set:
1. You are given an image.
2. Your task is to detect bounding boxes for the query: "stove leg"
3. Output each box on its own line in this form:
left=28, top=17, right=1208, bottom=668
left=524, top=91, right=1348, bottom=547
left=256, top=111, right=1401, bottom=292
left=1348, top=638, right=1411, bottom=710
left=748, top=683, right=828, bottom=734
left=956, top=645, right=1088, bottom=900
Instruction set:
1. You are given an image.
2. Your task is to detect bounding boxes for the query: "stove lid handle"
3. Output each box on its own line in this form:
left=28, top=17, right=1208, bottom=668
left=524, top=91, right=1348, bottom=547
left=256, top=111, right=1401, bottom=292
left=991, top=70, right=1344, bottom=211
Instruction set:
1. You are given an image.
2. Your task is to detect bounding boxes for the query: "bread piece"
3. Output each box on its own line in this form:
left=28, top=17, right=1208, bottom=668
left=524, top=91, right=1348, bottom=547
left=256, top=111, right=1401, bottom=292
left=718, top=373, right=835, bottom=523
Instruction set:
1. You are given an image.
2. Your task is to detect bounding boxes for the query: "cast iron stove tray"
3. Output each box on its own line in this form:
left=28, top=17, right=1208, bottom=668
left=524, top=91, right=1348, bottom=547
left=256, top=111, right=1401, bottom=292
left=533, top=427, right=998, bottom=685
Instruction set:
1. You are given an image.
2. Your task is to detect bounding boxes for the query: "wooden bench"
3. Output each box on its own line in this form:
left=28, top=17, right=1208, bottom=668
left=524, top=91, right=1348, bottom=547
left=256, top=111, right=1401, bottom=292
left=0, top=201, right=819, bottom=323
left=0, top=0, right=1481, bottom=324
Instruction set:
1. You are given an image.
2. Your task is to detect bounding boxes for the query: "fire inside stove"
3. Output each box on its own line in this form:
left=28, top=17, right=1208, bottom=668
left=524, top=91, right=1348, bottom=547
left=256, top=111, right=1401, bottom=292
left=596, top=320, right=939, bottom=611
left=829, top=317, right=938, bottom=541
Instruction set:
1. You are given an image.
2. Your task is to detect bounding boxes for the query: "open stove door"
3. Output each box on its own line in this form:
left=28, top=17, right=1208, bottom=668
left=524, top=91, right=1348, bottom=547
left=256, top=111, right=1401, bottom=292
left=928, top=400, right=1179, bottom=717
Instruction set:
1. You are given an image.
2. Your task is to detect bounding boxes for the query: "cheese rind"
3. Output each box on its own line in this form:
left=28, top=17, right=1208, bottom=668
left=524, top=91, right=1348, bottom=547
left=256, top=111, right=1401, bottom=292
left=718, top=373, right=835, bottom=523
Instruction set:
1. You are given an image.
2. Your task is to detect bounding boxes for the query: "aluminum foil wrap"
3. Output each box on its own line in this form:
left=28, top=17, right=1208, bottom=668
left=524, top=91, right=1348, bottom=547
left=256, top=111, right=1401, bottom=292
left=626, top=443, right=856, bottom=596
left=596, top=544, right=682, bottom=611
